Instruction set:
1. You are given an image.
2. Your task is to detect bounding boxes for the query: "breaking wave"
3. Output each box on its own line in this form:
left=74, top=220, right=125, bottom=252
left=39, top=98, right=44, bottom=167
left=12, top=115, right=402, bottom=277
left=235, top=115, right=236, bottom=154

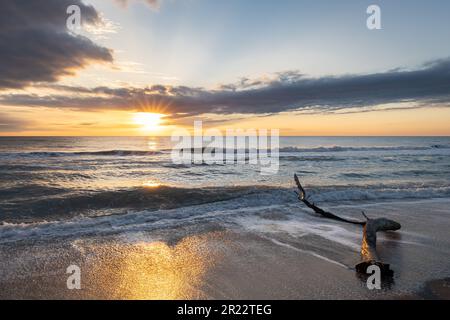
left=1, top=144, right=449, bottom=158
left=278, top=144, right=450, bottom=153
left=0, top=150, right=162, bottom=158
left=1, top=183, right=450, bottom=224
left=1, top=183, right=449, bottom=244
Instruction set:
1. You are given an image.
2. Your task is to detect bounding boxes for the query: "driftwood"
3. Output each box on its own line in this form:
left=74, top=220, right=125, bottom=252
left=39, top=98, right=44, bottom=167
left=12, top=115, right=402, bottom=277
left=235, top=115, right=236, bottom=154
left=294, top=174, right=401, bottom=276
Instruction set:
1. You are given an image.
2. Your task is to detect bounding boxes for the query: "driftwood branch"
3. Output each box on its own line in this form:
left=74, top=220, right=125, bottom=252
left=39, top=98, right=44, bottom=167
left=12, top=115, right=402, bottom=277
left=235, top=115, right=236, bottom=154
left=294, top=174, right=364, bottom=225
left=294, top=174, right=401, bottom=276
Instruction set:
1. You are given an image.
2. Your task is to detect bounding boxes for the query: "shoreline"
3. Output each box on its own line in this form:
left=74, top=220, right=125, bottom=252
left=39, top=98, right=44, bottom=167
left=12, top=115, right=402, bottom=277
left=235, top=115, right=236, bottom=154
left=0, top=198, right=449, bottom=299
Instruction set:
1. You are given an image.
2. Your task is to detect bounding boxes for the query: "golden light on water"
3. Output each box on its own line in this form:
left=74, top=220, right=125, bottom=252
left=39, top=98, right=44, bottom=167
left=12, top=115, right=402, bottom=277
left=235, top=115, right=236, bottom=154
left=132, top=112, right=166, bottom=131
left=147, top=140, right=158, bottom=150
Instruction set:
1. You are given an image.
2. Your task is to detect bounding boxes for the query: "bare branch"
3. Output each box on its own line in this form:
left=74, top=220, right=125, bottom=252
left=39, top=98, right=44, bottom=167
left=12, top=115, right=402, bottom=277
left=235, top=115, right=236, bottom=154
left=294, top=174, right=402, bottom=277
left=361, top=211, right=369, bottom=220
left=294, top=174, right=364, bottom=225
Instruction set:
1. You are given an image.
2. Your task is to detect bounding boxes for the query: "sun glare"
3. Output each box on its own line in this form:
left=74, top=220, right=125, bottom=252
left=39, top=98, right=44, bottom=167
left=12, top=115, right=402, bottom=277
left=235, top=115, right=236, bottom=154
left=132, top=112, right=165, bottom=131
left=142, top=180, right=161, bottom=188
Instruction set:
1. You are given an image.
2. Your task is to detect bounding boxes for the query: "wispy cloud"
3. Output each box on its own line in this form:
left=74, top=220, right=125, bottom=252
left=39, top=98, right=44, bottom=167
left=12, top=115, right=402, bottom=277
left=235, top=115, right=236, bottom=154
left=83, top=14, right=121, bottom=40
left=114, top=0, right=161, bottom=11
left=2, top=58, right=450, bottom=118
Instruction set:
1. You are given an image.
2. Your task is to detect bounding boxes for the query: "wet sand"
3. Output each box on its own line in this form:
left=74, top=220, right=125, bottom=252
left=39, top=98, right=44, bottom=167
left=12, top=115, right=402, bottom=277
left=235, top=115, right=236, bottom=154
left=0, top=199, right=449, bottom=299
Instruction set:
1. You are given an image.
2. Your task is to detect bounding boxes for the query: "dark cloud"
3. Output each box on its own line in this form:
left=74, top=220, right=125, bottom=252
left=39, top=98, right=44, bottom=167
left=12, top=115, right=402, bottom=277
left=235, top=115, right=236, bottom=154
left=2, top=58, right=450, bottom=116
left=0, top=0, right=113, bottom=89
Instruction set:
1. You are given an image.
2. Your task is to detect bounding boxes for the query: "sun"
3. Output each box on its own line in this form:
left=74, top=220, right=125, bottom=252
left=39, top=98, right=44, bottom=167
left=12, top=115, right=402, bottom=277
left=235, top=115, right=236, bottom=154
left=132, top=112, right=165, bottom=131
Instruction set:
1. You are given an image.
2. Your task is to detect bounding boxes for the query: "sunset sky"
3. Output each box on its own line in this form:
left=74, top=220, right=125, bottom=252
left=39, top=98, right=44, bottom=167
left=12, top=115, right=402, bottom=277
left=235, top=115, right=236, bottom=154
left=1, top=0, right=450, bottom=136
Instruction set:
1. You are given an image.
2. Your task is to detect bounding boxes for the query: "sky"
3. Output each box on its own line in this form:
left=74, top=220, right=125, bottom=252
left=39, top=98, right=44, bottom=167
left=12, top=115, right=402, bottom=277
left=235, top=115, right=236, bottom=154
left=1, top=0, right=450, bottom=136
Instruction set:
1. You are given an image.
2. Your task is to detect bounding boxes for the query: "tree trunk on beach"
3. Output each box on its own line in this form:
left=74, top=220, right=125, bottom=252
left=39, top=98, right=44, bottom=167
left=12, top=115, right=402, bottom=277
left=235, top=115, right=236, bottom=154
left=293, top=174, right=401, bottom=276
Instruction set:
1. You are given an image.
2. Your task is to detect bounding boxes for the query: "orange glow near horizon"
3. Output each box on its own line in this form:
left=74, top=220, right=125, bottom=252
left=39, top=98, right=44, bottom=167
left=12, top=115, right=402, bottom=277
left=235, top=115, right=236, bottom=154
left=1, top=105, right=450, bottom=136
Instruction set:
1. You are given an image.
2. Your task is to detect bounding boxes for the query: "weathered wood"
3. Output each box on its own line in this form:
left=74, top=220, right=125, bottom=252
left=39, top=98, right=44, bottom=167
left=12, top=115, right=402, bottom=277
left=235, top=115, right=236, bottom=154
left=356, top=215, right=400, bottom=276
left=294, top=174, right=401, bottom=276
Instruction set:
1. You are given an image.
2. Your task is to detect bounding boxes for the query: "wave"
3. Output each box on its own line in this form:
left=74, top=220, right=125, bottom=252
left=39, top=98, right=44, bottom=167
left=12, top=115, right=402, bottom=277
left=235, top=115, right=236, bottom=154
left=2, top=182, right=450, bottom=225
left=1, top=144, right=449, bottom=158
left=303, top=184, right=450, bottom=202
left=280, top=155, right=344, bottom=162
left=0, top=185, right=277, bottom=222
left=1, top=183, right=450, bottom=245
left=339, top=173, right=373, bottom=179
left=278, top=144, right=450, bottom=153
left=167, top=144, right=450, bottom=153
left=0, top=186, right=294, bottom=244
left=75, top=150, right=162, bottom=156
left=0, top=150, right=162, bottom=158
left=336, top=168, right=449, bottom=179
left=164, top=144, right=450, bottom=154
left=0, top=184, right=68, bottom=201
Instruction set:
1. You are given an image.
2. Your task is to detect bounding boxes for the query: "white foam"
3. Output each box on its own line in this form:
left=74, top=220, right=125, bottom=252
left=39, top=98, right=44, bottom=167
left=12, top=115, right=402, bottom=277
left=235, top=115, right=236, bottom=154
left=234, top=212, right=361, bottom=251
left=266, top=236, right=350, bottom=269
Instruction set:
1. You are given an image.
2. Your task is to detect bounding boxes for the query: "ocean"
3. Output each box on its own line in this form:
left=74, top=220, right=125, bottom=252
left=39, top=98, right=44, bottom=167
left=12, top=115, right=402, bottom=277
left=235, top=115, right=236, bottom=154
left=1, top=136, right=449, bottom=298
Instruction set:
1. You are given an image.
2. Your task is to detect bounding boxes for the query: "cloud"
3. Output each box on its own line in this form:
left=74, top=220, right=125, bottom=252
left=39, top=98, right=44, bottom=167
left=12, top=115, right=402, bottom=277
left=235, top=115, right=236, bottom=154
left=114, top=0, right=161, bottom=10
left=2, top=58, right=450, bottom=117
left=0, top=0, right=113, bottom=89
left=0, top=113, right=32, bottom=132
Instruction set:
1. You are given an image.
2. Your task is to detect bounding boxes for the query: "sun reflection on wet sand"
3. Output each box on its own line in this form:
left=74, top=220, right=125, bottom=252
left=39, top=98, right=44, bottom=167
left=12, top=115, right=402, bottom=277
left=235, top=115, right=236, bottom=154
left=87, top=232, right=223, bottom=299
